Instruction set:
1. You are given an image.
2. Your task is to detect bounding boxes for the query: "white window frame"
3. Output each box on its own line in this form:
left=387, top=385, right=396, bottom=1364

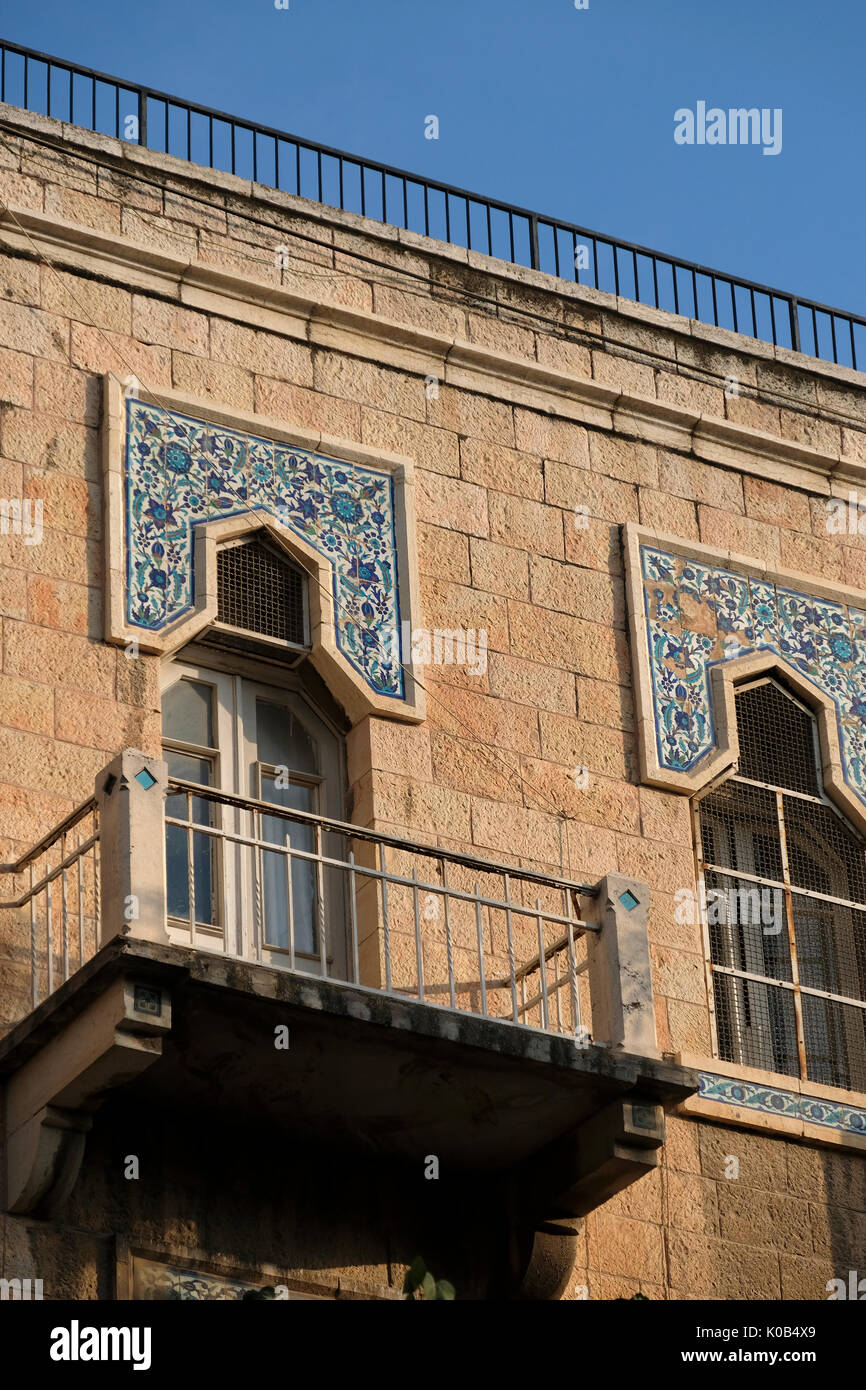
left=161, top=656, right=347, bottom=974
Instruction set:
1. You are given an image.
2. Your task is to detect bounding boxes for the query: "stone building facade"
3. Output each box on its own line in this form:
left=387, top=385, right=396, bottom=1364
left=0, top=97, right=864, bottom=1301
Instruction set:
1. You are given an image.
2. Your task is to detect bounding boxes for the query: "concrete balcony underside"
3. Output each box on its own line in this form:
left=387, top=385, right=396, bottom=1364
left=0, top=934, right=695, bottom=1222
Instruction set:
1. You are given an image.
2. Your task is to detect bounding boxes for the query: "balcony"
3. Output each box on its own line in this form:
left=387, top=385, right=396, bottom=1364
left=0, top=748, right=694, bottom=1267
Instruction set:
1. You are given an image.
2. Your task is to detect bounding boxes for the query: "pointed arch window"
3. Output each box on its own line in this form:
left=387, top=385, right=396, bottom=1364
left=695, top=678, right=866, bottom=1092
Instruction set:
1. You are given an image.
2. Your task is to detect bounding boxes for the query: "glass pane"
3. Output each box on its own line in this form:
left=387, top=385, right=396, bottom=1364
left=162, top=679, right=215, bottom=748
left=166, top=824, right=190, bottom=920
left=260, top=772, right=316, bottom=955
left=165, top=825, right=218, bottom=927
left=256, top=699, right=318, bottom=775
left=164, top=750, right=213, bottom=824
left=163, top=750, right=217, bottom=928
left=193, top=830, right=217, bottom=926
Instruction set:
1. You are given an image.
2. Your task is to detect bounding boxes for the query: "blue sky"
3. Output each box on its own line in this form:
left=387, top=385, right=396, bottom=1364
left=3, top=0, right=863, bottom=315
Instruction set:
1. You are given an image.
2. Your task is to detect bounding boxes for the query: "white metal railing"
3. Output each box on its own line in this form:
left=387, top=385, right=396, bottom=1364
left=0, top=773, right=601, bottom=1039
left=166, top=779, right=598, bottom=1039
left=0, top=799, right=100, bottom=1009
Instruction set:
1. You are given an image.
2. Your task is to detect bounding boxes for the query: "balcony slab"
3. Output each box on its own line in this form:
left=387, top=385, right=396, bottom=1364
left=1, top=936, right=695, bottom=1203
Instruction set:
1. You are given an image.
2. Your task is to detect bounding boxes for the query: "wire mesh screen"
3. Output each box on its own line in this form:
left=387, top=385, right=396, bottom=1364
left=712, top=971, right=801, bottom=1080
left=217, top=540, right=306, bottom=645
left=783, top=795, right=866, bottom=902
left=791, top=897, right=866, bottom=1005
left=704, top=868, right=791, bottom=981
left=735, top=681, right=820, bottom=795
left=699, top=780, right=784, bottom=879
left=801, top=993, right=866, bottom=1092
left=698, top=679, right=866, bottom=1092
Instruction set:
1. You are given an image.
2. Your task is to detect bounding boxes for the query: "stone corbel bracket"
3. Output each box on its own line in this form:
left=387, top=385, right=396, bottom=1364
left=525, top=1095, right=667, bottom=1229
left=102, top=375, right=426, bottom=725
left=623, top=521, right=866, bottom=837
left=5, top=977, right=171, bottom=1216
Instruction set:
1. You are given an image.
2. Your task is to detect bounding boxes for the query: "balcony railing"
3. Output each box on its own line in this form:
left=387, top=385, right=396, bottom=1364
left=0, top=798, right=100, bottom=1010
left=0, top=37, right=864, bottom=369
left=0, top=752, right=635, bottom=1047
left=165, top=778, right=596, bottom=1037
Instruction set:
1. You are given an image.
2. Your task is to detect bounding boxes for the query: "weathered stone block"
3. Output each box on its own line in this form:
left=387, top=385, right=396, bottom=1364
left=658, top=451, right=745, bottom=512
left=415, top=470, right=488, bottom=537
left=468, top=538, right=528, bottom=600
left=416, top=522, right=470, bottom=584
left=71, top=324, right=171, bottom=387
left=210, top=318, right=313, bottom=386
left=0, top=346, right=33, bottom=408
left=698, top=505, right=781, bottom=566
left=314, top=351, right=425, bottom=422
left=44, top=185, right=121, bottom=234
left=664, top=1170, right=719, bottom=1235
left=171, top=351, right=253, bottom=409
left=254, top=377, right=361, bottom=437
left=529, top=555, right=624, bottom=627
left=638, top=487, right=698, bottom=538
left=42, top=269, right=132, bottom=334
left=460, top=438, right=543, bottom=498
left=508, top=601, right=626, bottom=682
left=513, top=408, right=589, bottom=466
left=588, top=433, right=658, bottom=487
left=361, top=407, right=459, bottom=477
left=489, top=492, right=563, bottom=557
left=132, top=296, right=210, bottom=355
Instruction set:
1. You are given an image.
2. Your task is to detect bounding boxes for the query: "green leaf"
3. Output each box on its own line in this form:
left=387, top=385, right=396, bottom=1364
left=403, top=1255, right=427, bottom=1295
left=435, top=1280, right=456, bottom=1301
left=421, top=1272, right=437, bottom=1301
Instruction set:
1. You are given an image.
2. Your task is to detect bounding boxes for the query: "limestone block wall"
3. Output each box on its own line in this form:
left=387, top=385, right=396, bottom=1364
left=0, top=102, right=865, bottom=1297
left=572, top=1116, right=866, bottom=1300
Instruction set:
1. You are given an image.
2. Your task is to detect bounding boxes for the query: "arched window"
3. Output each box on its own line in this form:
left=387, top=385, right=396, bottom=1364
left=160, top=654, right=347, bottom=976
left=695, top=677, right=866, bottom=1092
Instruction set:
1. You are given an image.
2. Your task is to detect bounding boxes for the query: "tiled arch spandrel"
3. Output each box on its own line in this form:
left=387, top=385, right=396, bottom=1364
left=623, top=523, right=866, bottom=833
left=102, top=376, right=424, bottom=724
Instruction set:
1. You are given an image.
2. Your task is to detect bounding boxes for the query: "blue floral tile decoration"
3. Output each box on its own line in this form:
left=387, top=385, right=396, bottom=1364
left=641, top=544, right=866, bottom=809
left=125, top=399, right=404, bottom=699
left=699, top=1072, right=866, bottom=1138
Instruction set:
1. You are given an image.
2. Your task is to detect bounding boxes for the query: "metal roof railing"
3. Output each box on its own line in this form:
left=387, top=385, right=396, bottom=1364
left=1, top=36, right=865, bottom=370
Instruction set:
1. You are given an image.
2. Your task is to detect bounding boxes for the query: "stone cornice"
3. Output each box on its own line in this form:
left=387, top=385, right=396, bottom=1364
left=6, top=98, right=866, bottom=399
left=3, top=201, right=866, bottom=497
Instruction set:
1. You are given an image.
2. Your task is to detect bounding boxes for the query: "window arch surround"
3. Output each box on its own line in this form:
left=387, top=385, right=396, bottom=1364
left=623, top=524, right=866, bottom=839
left=694, top=675, right=866, bottom=1093
left=102, top=375, right=426, bottom=724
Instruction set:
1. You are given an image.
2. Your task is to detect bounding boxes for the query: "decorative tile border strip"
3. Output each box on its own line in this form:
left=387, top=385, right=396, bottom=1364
left=124, top=399, right=404, bottom=699
left=698, top=1071, right=866, bottom=1138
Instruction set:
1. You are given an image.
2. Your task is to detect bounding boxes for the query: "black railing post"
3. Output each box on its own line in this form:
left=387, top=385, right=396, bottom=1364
left=137, top=88, right=147, bottom=147
left=789, top=296, right=801, bottom=354
left=529, top=213, right=540, bottom=271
